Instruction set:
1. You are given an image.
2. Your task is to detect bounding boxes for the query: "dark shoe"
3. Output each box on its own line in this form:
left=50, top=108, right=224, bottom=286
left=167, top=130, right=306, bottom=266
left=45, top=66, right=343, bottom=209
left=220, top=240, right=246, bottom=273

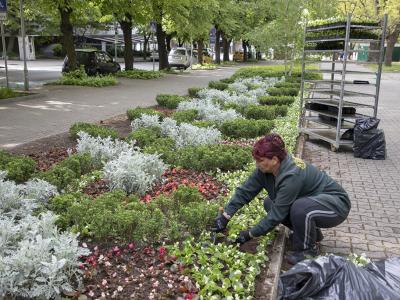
left=285, top=246, right=320, bottom=265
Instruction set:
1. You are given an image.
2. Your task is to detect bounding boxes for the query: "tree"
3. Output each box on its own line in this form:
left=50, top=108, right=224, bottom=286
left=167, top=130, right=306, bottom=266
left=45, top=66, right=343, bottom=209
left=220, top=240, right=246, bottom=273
left=338, top=0, right=400, bottom=66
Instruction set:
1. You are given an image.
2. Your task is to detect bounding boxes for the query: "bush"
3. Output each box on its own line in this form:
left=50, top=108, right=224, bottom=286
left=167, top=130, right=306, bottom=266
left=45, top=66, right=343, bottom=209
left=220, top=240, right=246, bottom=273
left=220, top=77, right=235, bottom=84
left=69, top=122, right=119, bottom=140
left=156, top=94, right=187, bottom=109
left=52, top=66, right=117, bottom=87
left=0, top=150, right=37, bottom=183
left=267, top=87, right=299, bottom=96
left=243, top=105, right=277, bottom=120
left=0, top=87, right=24, bottom=100
left=258, top=95, right=296, bottom=106
left=117, top=69, right=163, bottom=79
left=58, top=153, right=96, bottom=176
left=52, top=43, right=65, bottom=57
left=208, top=80, right=229, bottom=90
left=220, top=119, right=275, bottom=139
left=190, top=120, right=219, bottom=128
left=188, top=87, right=203, bottom=97
left=172, top=144, right=252, bottom=171
left=125, top=126, right=162, bottom=147
left=274, top=105, right=289, bottom=117
left=222, top=102, right=245, bottom=114
left=171, top=109, right=198, bottom=123
left=127, top=107, right=164, bottom=121
left=143, top=137, right=176, bottom=160
left=274, top=82, right=301, bottom=89
left=37, top=165, right=77, bottom=191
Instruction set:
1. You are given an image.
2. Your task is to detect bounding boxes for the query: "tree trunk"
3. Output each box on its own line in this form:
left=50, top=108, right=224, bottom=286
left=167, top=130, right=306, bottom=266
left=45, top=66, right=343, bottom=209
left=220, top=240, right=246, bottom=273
left=222, top=35, right=230, bottom=62
left=368, top=41, right=380, bottom=62
left=58, top=5, right=76, bottom=71
left=242, top=40, right=248, bottom=62
left=197, top=39, right=204, bottom=65
left=166, top=34, right=172, bottom=52
left=156, top=22, right=169, bottom=70
left=7, top=36, right=15, bottom=53
left=143, top=34, right=149, bottom=61
left=384, top=27, right=400, bottom=66
left=119, top=15, right=133, bottom=70
left=215, top=29, right=221, bottom=64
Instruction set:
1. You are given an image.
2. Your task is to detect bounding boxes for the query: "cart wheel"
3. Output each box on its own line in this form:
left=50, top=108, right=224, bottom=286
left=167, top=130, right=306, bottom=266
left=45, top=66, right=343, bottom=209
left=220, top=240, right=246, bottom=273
left=330, top=144, right=338, bottom=152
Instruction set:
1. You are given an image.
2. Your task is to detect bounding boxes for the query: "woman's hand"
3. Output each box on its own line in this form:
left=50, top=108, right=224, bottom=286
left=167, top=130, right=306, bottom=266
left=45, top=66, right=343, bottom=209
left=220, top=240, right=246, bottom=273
left=235, top=230, right=253, bottom=244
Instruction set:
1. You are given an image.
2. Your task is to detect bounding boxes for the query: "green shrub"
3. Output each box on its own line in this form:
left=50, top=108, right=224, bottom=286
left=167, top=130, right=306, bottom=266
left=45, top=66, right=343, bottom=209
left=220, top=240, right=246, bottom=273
left=171, top=109, right=198, bottom=123
left=52, top=43, right=65, bottom=57
left=188, top=87, right=203, bottom=97
left=274, top=105, right=289, bottom=117
left=125, top=126, right=162, bottom=147
left=220, top=77, right=235, bottom=84
left=117, top=69, right=163, bottom=79
left=258, top=95, right=296, bottom=106
left=171, top=185, right=205, bottom=207
left=208, top=81, right=229, bottom=90
left=0, top=151, right=37, bottom=183
left=69, top=122, right=119, bottom=140
left=143, top=137, right=176, bottom=161
left=126, top=107, right=164, bottom=121
left=156, top=94, right=187, bottom=109
left=190, top=120, right=219, bottom=128
left=243, top=105, right=277, bottom=120
left=52, top=66, right=117, bottom=87
left=222, top=102, right=245, bottom=114
left=37, top=165, right=77, bottom=191
left=180, top=201, right=219, bottom=236
left=0, top=88, right=24, bottom=100
left=220, top=119, right=275, bottom=139
left=172, top=144, right=252, bottom=171
left=267, top=87, right=299, bottom=96
left=274, top=82, right=301, bottom=89
left=58, top=153, right=96, bottom=176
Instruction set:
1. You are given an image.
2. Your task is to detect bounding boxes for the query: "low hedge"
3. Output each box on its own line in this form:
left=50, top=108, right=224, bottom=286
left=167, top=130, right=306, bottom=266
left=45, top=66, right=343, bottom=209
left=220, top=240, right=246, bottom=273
left=156, top=94, right=187, bottom=109
left=243, top=105, right=277, bottom=120
left=117, top=69, right=163, bottom=79
left=188, top=87, right=202, bottom=98
left=220, top=77, right=235, bottom=84
left=172, top=144, right=252, bottom=171
left=171, top=109, right=198, bottom=123
left=37, top=153, right=96, bottom=191
left=275, top=105, right=289, bottom=117
left=127, top=107, right=164, bottom=121
left=267, top=87, right=299, bottom=97
left=51, top=67, right=117, bottom=87
left=274, top=82, right=301, bottom=89
left=190, top=120, right=219, bottom=128
left=222, top=103, right=245, bottom=114
left=126, top=126, right=162, bottom=148
left=258, top=95, right=296, bottom=106
left=208, top=81, right=229, bottom=91
left=0, top=150, right=37, bottom=183
left=0, top=88, right=24, bottom=100
left=143, top=137, right=176, bottom=161
left=219, top=119, right=275, bottom=139
left=69, top=122, right=119, bottom=140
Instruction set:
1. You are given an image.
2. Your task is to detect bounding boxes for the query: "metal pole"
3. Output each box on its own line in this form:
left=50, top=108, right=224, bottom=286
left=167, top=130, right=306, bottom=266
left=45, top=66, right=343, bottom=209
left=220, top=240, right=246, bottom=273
left=1, top=21, right=9, bottom=88
left=374, top=14, right=388, bottom=117
left=190, top=38, right=193, bottom=70
left=19, top=0, right=28, bottom=91
left=152, top=33, right=155, bottom=72
left=298, top=19, right=307, bottom=129
left=114, top=21, right=118, bottom=61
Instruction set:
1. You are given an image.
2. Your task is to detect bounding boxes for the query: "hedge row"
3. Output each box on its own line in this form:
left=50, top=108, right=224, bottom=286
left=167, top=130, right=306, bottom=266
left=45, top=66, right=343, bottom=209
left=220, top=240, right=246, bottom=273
left=0, top=150, right=36, bottom=183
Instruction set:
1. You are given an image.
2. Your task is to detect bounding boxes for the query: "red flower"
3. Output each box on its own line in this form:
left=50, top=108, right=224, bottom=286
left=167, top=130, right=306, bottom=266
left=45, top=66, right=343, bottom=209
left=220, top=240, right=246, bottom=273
left=128, top=243, right=135, bottom=250
left=144, top=194, right=152, bottom=203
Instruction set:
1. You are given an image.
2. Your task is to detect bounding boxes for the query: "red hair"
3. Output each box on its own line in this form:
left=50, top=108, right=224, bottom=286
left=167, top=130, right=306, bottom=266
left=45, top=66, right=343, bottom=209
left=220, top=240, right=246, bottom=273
left=252, top=133, right=287, bottom=161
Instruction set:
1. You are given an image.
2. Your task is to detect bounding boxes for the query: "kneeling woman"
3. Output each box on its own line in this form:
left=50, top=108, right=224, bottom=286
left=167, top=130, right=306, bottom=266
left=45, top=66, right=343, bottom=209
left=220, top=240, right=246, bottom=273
left=213, top=133, right=350, bottom=265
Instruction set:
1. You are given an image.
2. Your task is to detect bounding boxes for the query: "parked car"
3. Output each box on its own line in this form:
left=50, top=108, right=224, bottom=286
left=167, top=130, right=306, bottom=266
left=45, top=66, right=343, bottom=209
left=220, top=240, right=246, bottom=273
left=168, top=47, right=197, bottom=69
left=62, top=49, right=121, bottom=75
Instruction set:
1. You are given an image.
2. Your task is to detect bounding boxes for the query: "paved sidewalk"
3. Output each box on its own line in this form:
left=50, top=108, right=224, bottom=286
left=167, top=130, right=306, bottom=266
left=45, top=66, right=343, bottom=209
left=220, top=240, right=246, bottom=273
left=0, top=67, right=238, bottom=148
left=303, top=70, right=400, bottom=259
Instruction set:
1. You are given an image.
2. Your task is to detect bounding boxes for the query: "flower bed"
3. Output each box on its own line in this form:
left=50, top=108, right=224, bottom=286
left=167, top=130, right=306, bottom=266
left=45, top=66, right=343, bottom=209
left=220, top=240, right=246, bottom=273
left=0, top=65, right=309, bottom=299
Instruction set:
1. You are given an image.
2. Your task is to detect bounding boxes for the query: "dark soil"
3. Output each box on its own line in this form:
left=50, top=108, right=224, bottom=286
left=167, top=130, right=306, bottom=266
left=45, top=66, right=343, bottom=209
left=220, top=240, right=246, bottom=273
left=77, top=242, right=197, bottom=300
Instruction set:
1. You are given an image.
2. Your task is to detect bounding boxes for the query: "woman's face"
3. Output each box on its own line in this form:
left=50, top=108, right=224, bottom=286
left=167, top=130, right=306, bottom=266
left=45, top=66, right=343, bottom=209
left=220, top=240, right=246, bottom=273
left=255, top=156, right=279, bottom=173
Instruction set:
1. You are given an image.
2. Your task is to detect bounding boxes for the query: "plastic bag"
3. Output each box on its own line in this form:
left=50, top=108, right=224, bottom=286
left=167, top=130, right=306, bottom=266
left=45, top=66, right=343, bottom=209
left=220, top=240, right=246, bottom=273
left=353, top=117, right=386, bottom=160
left=278, top=255, right=400, bottom=300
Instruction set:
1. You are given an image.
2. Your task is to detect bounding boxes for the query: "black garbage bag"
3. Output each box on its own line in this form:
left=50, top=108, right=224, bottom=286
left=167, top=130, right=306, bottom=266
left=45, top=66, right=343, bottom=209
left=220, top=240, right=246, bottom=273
left=353, top=117, right=386, bottom=160
left=278, top=255, right=400, bottom=300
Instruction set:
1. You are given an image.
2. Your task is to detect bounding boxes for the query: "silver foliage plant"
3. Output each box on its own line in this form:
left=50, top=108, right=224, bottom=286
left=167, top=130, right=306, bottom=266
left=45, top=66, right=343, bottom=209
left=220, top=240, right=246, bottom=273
left=131, top=115, right=223, bottom=147
left=0, top=212, right=90, bottom=299
left=21, top=179, right=59, bottom=204
left=103, top=150, right=167, bottom=195
left=177, top=99, right=242, bottom=124
left=76, top=131, right=133, bottom=164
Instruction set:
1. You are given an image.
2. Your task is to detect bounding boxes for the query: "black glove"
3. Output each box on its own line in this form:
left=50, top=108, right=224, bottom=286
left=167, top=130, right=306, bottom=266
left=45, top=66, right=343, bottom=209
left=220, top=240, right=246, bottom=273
left=212, top=213, right=229, bottom=232
left=235, top=230, right=252, bottom=244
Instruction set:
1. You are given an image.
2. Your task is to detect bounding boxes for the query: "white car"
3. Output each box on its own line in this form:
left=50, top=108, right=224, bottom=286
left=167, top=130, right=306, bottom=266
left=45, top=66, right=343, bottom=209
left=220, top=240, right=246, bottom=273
left=168, top=48, right=197, bottom=69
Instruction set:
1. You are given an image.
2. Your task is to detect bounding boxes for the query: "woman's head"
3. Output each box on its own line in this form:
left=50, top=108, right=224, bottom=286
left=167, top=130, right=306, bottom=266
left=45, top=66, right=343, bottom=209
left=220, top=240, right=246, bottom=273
left=252, top=133, right=287, bottom=173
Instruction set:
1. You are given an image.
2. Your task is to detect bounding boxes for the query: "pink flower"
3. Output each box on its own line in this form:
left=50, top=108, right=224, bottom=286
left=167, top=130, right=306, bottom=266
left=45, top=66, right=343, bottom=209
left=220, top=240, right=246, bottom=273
left=128, top=243, right=135, bottom=250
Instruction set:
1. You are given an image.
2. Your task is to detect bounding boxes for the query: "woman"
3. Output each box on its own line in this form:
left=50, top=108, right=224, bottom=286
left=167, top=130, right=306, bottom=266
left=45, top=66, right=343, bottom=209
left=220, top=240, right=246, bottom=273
left=213, top=133, right=350, bottom=265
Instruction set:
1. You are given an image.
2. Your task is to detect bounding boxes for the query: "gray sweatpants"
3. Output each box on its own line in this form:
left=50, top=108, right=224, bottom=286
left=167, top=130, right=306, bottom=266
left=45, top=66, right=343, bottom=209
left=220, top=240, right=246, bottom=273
left=264, top=196, right=346, bottom=251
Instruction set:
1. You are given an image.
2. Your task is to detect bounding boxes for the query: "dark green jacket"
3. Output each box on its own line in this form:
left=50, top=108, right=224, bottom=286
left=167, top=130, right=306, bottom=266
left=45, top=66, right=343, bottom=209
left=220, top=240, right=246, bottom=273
left=224, top=155, right=350, bottom=237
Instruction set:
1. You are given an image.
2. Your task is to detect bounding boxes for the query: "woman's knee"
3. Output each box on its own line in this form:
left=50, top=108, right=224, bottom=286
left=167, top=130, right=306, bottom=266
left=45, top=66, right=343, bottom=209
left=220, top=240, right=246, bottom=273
left=289, top=197, right=311, bottom=223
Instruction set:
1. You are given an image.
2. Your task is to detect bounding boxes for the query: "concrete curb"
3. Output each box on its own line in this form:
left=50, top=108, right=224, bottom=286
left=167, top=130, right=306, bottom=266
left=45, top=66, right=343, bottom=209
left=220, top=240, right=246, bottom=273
left=0, top=93, right=42, bottom=104
left=262, top=133, right=307, bottom=300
